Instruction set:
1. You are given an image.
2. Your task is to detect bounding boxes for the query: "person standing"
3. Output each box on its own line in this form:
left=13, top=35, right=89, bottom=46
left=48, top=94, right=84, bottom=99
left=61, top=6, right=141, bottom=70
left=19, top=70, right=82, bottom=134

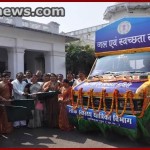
left=36, top=70, right=43, bottom=82
left=26, top=74, right=43, bottom=128
left=11, top=72, right=27, bottom=128
left=58, top=79, right=74, bottom=131
left=73, top=71, right=86, bottom=87
left=42, top=73, right=60, bottom=128
left=67, top=73, right=76, bottom=87
left=0, top=73, right=13, bottom=134
left=57, top=74, right=64, bottom=83
left=24, top=70, right=32, bottom=84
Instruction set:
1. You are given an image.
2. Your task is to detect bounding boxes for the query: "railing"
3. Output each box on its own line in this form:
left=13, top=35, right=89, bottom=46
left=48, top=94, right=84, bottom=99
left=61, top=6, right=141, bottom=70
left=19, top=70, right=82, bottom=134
left=65, top=24, right=108, bottom=37
left=0, top=17, right=13, bottom=24
left=22, top=19, right=50, bottom=32
left=104, top=2, right=150, bottom=17
left=0, top=17, right=58, bottom=34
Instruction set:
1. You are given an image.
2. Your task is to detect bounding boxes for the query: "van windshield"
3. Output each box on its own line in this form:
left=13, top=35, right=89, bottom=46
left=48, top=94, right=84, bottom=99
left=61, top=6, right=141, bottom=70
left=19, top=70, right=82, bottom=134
left=90, top=52, right=150, bottom=77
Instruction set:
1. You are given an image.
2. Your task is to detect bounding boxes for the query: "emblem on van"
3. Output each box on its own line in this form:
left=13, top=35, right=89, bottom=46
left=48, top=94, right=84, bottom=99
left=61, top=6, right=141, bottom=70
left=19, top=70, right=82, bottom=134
left=117, top=21, right=131, bottom=35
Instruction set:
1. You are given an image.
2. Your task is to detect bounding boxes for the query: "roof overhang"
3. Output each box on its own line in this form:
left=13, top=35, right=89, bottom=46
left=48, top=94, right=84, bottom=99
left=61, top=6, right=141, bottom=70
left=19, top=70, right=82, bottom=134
left=103, top=2, right=150, bottom=20
left=0, top=22, right=79, bottom=43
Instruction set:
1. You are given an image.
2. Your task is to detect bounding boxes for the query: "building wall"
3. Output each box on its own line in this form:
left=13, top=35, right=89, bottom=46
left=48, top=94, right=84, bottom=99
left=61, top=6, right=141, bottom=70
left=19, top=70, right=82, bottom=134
left=65, top=24, right=107, bottom=48
left=104, top=2, right=150, bottom=23
left=0, top=25, right=66, bottom=78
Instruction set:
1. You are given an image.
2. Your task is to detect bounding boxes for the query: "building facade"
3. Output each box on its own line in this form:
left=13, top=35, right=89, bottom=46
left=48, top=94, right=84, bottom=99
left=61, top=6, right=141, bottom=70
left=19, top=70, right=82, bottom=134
left=0, top=17, right=76, bottom=78
left=65, top=2, right=150, bottom=48
left=65, top=24, right=107, bottom=48
left=104, top=2, right=150, bottom=23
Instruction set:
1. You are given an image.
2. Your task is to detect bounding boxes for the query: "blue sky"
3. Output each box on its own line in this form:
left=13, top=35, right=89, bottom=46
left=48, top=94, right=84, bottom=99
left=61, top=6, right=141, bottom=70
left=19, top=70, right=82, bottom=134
left=0, top=2, right=116, bottom=32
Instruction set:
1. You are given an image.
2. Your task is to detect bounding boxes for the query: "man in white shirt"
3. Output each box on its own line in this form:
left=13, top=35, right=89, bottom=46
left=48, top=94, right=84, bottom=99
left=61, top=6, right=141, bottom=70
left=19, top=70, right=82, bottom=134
left=11, top=72, right=28, bottom=128
left=73, top=71, right=86, bottom=87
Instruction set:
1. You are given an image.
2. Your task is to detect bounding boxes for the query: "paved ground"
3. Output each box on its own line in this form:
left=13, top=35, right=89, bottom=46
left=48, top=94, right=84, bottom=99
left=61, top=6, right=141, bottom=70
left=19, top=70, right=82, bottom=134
left=0, top=127, right=149, bottom=148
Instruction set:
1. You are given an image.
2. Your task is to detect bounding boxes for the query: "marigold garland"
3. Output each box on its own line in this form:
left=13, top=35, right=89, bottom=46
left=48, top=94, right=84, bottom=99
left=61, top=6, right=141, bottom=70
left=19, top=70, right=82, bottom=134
left=72, top=88, right=82, bottom=110
left=127, top=90, right=136, bottom=115
left=102, top=89, right=107, bottom=112
left=115, top=89, right=127, bottom=117
left=70, top=86, right=149, bottom=118
left=70, top=88, right=74, bottom=106
left=78, top=88, right=83, bottom=107
left=92, top=89, right=104, bottom=114
left=90, top=89, right=95, bottom=111
left=137, top=88, right=148, bottom=118
left=82, top=89, right=92, bottom=111
left=97, top=92, right=103, bottom=112
left=106, top=89, right=116, bottom=116
left=77, top=88, right=83, bottom=108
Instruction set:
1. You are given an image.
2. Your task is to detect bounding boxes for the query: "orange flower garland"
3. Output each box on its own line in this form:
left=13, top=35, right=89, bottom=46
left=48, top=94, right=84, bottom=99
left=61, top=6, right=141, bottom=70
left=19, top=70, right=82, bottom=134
left=72, top=88, right=82, bottom=110
left=106, top=89, right=116, bottom=116
left=127, top=90, right=136, bottom=116
left=82, top=89, right=92, bottom=111
left=90, top=89, right=96, bottom=111
left=97, top=92, right=103, bottom=112
left=78, top=88, right=83, bottom=106
left=115, top=89, right=128, bottom=117
left=137, top=88, right=148, bottom=118
left=114, top=89, right=119, bottom=116
left=102, top=89, right=107, bottom=112
left=70, top=88, right=74, bottom=106
left=79, top=88, right=84, bottom=109
left=92, top=89, right=104, bottom=113
left=70, top=86, right=149, bottom=118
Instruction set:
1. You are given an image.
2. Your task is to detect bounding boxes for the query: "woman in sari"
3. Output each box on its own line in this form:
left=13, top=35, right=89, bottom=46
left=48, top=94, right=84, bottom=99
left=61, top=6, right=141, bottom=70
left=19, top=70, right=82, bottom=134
left=58, top=79, right=74, bottom=131
left=0, top=73, right=13, bottom=134
left=42, top=73, right=60, bottom=128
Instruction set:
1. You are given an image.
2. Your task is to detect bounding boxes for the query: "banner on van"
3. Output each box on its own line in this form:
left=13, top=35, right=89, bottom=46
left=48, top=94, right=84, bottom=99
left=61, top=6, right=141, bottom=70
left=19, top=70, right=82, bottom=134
left=67, top=105, right=137, bottom=129
left=95, top=17, right=150, bottom=53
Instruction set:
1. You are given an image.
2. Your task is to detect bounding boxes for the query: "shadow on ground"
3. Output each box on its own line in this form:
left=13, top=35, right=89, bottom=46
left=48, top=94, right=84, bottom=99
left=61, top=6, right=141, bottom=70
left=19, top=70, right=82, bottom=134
left=0, top=127, right=149, bottom=148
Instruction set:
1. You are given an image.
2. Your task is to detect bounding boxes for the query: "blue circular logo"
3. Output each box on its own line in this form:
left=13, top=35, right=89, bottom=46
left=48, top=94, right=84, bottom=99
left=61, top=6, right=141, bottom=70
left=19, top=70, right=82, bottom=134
left=117, top=21, right=131, bottom=35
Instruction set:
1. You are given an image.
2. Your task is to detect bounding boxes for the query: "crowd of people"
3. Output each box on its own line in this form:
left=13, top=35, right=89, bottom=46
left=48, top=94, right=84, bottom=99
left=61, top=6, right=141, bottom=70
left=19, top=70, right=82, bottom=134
left=0, top=69, right=86, bottom=134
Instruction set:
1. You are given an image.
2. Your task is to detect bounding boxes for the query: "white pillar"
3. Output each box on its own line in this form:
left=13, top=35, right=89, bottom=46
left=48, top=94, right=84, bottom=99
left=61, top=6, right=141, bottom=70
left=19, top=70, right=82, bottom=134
left=7, top=47, right=25, bottom=79
left=44, top=51, right=52, bottom=74
left=7, top=48, right=16, bottom=79
left=16, top=48, right=25, bottom=73
left=44, top=51, right=66, bottom=76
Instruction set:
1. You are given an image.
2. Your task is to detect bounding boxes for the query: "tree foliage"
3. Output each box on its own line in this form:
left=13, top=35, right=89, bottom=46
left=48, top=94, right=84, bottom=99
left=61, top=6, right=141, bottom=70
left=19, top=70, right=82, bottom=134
left=66, top=43, right=96, bottom=76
